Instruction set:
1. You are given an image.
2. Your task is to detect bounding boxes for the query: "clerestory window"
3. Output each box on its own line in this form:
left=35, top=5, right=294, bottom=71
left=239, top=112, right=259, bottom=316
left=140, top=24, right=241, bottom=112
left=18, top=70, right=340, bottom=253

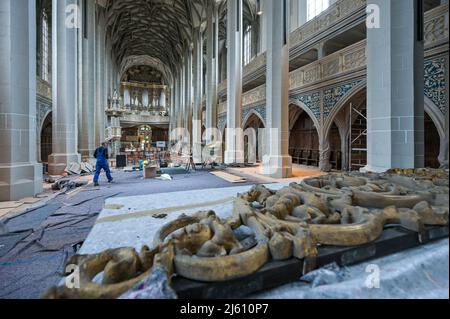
left=307, top=0, right=330, bottom=21
left=41, top=11, right=49, bottom=82
left=244, top=25, right=252, bottom=65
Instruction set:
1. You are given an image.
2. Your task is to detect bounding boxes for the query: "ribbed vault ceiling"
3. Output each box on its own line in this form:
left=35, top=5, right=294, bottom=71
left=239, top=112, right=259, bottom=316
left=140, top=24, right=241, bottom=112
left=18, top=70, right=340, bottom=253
left=104, top=0, right=257, bottom=80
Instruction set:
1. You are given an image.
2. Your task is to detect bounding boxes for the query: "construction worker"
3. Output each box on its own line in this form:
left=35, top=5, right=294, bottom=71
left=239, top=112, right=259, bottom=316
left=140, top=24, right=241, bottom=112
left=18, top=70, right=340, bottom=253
left=93, top=142, right=114, bottom=186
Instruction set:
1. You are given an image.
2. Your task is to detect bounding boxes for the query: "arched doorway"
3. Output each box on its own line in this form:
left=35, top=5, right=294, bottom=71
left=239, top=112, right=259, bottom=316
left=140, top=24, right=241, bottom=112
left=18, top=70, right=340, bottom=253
left=243, top=112, right=265, bottom=163
left=425, top=113, right=440, bottom=168
left=289, top=107, right=320, bottom=167
left=40, top=112, right=52, bottom=171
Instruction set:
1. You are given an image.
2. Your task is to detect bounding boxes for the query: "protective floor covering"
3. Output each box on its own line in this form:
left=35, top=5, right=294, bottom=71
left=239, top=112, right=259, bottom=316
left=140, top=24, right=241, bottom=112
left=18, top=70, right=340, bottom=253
left=0, top=169, right=260, bottom=299
left=252, top=239, right=449, bottom=299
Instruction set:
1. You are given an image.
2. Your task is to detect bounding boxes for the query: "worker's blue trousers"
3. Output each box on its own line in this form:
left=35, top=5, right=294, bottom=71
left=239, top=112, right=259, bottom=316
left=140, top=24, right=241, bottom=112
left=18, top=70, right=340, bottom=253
left=93, top=160, right=113, bottom=183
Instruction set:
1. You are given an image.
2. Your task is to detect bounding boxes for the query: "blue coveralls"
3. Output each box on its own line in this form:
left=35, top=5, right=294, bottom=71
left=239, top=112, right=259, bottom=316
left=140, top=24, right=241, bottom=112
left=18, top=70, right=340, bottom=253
left=93, top=146, right=113, bottom=184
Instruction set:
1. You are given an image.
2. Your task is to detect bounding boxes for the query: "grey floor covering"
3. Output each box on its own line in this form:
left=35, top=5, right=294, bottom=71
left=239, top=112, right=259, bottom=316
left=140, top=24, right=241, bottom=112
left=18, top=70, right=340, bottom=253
left=0, top=169, right=261, bottom=299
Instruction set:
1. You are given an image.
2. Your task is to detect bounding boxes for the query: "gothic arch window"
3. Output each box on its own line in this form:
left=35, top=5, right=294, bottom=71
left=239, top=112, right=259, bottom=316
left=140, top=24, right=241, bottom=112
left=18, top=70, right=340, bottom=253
left=244, top=25, right=252, bottom=65
left=307, top=0, right=330, bottom=21
left=41, top=10, right=50, bottom=82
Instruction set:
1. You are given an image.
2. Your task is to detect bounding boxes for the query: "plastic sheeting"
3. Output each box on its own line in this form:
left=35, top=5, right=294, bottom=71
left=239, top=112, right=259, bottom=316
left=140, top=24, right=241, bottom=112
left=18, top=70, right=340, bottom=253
left=252, top=238, right=449, bottom=299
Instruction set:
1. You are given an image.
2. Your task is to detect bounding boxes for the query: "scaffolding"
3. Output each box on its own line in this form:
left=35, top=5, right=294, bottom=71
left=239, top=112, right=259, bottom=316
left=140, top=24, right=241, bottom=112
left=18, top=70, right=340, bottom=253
left=348, top=103, right=367, bottom=171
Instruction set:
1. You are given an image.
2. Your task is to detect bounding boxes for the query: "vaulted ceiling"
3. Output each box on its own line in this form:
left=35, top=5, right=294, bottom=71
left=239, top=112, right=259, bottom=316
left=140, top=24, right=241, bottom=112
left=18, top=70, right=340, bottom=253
left=102, top=0, right=258, bottom=81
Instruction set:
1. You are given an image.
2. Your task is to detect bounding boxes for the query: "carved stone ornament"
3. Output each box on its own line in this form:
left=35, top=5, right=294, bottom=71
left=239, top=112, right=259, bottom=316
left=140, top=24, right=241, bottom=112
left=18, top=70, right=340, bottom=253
left=44, top=169, right=449, bottom=299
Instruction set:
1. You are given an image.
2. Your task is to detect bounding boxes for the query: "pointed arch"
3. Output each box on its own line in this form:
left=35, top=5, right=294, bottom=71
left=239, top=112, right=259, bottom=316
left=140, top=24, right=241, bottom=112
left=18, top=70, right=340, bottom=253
left=323, top=81, right=367, bottom=138
left=243, top=109, right=266, bottom=129
left=289, top=98, right=321, bottom=138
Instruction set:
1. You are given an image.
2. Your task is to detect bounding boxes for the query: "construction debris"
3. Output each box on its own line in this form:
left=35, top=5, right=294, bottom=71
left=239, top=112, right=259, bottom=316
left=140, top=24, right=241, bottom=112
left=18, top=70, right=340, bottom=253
left=80, top=162, right=94, bottom=173
left=64, top=162, right=95, bottom=176
left=52, top=179, right=88, bottom=191
left=155, top=174, right=172, bottom=181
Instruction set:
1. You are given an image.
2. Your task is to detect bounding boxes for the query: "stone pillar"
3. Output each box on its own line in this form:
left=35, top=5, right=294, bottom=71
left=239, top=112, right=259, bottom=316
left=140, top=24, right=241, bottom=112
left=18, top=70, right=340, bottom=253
left=262, top=0, right=292, bottom=178
left=192, top=29, right=204, bottom=163
left=48, top=0, right=81, bottom=175
left=95, top=10, right=106, bottom=146
left=365, top=0, right=424, bottom=172
left=319, top=136, right=332, bottom=172
left=79, top=0, right=96, bottom=160
left=225, top=0, right=245, bottom=164
left=169, top=80, right=176, bottom=140
left=206, top=2, right=219, bottom=139
left=176, top=70, right=183, bottom=128
left=180, top=64, right=185, bottom=128
left=105, top=43, right=111, bottom=108
left=334, top=110, right=351, bottom=171
left=184, top=49, right=193, bottom=136
left=0, top=0, right=43, bottom=201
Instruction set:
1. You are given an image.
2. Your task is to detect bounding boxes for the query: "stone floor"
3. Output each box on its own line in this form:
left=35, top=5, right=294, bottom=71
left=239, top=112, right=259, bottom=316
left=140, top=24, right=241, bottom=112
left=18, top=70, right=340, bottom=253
left=226, top=163, right=326, bottom=183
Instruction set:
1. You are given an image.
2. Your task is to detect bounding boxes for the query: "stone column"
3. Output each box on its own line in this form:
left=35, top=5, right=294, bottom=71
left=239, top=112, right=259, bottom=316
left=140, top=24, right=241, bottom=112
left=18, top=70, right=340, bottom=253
left=184, top=49, right=193, bottom=139
left=79, top=0, right=96, bottom=160
left=105, top=43, right=111, bottom=108
left=0, top=0, right=43, bottom=201
left=319, top=136, right=332, bottom=172
left=95, top=10, right=106, bottom=146
left=262, top=0, right=292, bottom=178
left=48, top=0, right=81, bottom=175
left=176, top=69, right=183, bottom=128
left=169, top=80, right=176, bottom=139
left=180, top=64, right=185, bottom=128
left=206, top=2, right=219, bottom=139
left=225, top=0, right=245, bottom=164
left=365, top=0, right=424, bottom=172
left=334, top=110, right=351, bottom=171
left=192, top=29, right=204, bottom=163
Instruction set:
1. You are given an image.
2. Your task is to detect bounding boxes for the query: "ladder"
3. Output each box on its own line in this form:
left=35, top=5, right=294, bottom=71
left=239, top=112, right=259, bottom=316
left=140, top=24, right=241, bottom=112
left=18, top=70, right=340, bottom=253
left=348, top=103, right=367, bottom=171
